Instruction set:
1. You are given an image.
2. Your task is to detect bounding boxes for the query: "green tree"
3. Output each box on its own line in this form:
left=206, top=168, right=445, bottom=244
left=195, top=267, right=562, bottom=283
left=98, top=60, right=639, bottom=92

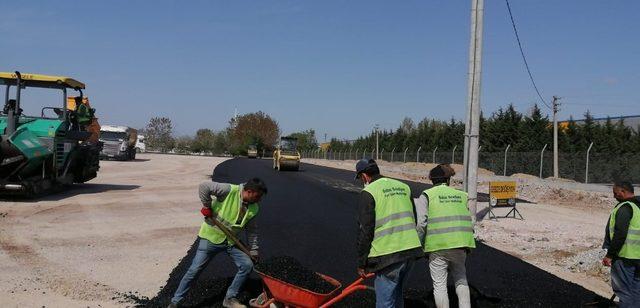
left=191, top=129, right=216, bottom=153
left=145, top=117, right=174, bottom=152
left=287, top=129, right=318, bottom=151
left=228, top=111, right=280, bottom=155
left=173, top=135, right=193, bottom=154
left=517, top=104, right=551, bottom=151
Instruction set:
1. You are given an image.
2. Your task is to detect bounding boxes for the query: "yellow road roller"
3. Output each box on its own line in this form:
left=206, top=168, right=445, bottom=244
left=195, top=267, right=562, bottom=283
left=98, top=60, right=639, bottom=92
left=273, top=137, right=300, bottom=171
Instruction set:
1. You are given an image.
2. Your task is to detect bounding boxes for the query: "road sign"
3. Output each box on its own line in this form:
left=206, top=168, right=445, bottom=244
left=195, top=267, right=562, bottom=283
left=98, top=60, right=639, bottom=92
left=487, top=181, right=522, bottom=219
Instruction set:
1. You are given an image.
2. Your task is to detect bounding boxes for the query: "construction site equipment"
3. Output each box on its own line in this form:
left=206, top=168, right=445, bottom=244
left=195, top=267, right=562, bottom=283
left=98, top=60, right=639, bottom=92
left=0, top=71, right=102, bottom=196
left=273, top=137, right=300, bottom=171
left=99, top=125, right=137, bottom=160
left=135, top=134, right=146, bottom=153
left=247, top=144, right=258, bottom=159
left=250, top=270, right=373, bottom=308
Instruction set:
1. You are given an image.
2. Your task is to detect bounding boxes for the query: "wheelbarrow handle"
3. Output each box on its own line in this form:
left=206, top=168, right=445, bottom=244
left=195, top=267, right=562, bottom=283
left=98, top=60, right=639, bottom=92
left=346, top=272, right=375, bottom=290
left=319, top=273, right=375, bottom=308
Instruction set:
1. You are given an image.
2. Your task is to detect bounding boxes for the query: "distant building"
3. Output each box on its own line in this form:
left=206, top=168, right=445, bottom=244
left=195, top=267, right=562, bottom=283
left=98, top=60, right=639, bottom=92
left=559, top=115, right=640, bottom=132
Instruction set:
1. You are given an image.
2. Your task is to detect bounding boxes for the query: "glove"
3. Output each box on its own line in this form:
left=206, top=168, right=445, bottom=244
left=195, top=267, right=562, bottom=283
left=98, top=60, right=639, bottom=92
left=201, top=207, right=213, bottom=217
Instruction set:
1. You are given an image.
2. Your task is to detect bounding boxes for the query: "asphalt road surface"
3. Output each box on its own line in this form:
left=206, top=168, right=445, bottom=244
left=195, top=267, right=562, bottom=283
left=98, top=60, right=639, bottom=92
left=137, top=158, right=608, bottom=308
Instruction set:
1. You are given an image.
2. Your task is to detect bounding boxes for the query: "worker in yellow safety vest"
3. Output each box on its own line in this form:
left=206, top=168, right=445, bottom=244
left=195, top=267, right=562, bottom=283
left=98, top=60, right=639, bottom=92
left=602, top=181, right=640, bottom=307
left=355, top=158, right=423, bottom=308
left=415, top=164, right=475, bottom=308
left=169, top=178, right=267, bottom=308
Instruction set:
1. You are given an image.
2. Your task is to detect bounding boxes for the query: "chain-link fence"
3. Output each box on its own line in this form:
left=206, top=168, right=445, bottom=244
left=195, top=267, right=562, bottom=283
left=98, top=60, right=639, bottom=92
left=302, top=148, right=640, bottom=184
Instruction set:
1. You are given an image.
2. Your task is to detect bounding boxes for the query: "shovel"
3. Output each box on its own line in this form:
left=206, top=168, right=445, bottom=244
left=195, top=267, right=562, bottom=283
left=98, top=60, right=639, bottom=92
left=205, top=217, right=258, bottom=263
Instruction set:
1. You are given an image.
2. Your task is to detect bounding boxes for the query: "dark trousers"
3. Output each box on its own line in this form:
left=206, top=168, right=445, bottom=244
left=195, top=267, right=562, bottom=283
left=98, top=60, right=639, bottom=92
left=611, top=259, right=640, bottom=308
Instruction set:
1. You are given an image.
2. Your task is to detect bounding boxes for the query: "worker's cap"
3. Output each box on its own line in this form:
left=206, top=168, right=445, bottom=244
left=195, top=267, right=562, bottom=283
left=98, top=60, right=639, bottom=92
left=429, top=164, right=455, bottom=180
left=355, top=158, right=378, bottom=180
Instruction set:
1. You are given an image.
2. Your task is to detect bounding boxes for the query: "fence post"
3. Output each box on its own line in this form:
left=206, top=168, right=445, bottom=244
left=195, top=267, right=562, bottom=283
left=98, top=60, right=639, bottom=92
left=432, top=146, right=438, bottom=164
left=404, top=147, right=408, bottom=163
left=417, top=146, right=422, bottom=163
left=451, top=145, right=458, bottom=164
left=380, top=149, right=384, bottom=161
left=363, top=149, right=367, bottom=159
left=503, top=144, right=511, bottom=176
left=349, top=147, right=353, bottom=160
left=539, top=144, right=548, bottom=178
left=391, top=147, right=396, bottom=162
left=371, top=148, right=375, bottom=159
left=355, top=148, right=359, bottom=160
left=586, top=142, right=594, bottom=183
left=478, top=146, right=482, bottom=152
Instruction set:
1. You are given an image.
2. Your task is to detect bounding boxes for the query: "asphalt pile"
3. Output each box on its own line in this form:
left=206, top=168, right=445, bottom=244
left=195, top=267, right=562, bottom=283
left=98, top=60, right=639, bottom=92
left=255, top=255, right=336, bottom=294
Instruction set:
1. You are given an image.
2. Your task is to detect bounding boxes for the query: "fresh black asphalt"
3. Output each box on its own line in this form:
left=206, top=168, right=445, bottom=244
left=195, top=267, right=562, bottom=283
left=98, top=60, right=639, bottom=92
left=134, top=158, right=609, bottom=307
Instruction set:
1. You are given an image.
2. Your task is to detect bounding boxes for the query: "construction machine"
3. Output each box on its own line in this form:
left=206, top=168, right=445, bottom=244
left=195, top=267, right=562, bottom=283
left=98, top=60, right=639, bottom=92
left=0, top=71, right=102, bottom=196
left=247, top=144, right=258, bottom=159
left=273, top=137, right=300, bottom=171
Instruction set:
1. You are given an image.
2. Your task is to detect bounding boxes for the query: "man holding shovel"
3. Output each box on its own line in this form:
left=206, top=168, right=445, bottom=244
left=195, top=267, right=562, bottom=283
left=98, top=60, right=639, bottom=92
left=169, top=178, right=267, bottom=308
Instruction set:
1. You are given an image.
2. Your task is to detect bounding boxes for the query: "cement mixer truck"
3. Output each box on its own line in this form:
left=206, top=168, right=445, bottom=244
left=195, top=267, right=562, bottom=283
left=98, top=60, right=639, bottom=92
left=0, top=71, right=102, bottom=196
left=99, top=125, right=138, bottom=160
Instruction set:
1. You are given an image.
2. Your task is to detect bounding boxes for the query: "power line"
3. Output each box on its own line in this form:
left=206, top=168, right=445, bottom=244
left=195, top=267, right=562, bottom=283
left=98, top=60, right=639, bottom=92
left=504, top=0, right=551, bottom=110
left=562, top=101, right=638, bottom=108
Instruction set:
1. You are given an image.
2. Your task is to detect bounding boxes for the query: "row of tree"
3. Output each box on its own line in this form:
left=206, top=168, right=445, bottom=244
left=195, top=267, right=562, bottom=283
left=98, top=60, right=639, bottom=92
left=141, top=103, right=639, bottom=157
left=142, top=111, right=282, bottom=155
left=327, top=104, right=640, bottom=154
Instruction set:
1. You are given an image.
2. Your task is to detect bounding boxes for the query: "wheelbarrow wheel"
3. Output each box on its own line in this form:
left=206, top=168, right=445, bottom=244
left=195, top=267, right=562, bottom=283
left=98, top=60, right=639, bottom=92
left=249, top=291, right=281, bottom=308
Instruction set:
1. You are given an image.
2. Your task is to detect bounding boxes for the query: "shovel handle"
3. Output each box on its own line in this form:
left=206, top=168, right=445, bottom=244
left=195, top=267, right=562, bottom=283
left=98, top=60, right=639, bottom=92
left=205, top=217, right=257, bottom=263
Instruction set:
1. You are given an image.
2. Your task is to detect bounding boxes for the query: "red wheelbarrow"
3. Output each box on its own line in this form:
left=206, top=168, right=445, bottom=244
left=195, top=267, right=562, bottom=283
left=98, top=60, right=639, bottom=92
left=249, top=269, right=375, bottom=308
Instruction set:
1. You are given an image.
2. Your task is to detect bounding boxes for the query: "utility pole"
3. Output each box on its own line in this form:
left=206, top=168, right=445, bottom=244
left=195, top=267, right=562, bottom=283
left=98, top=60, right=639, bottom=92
left=375, top=124, right=380, bottom=160
left=552, top=96, right=561, bottom=178
left=462, top=0, right=484, bottom=225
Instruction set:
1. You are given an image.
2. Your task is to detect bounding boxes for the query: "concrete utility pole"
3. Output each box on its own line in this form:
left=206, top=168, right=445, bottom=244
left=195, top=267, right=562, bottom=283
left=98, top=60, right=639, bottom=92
left=462, top=0, right=484, bottom=225
left=552, top=96, right=561, bottom=178
left=375, top=124, right=380, bottom=160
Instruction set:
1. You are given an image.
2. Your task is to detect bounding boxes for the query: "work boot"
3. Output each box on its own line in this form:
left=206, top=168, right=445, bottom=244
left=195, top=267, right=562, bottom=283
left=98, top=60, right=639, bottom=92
left=223, top=297, right=247, bottom=308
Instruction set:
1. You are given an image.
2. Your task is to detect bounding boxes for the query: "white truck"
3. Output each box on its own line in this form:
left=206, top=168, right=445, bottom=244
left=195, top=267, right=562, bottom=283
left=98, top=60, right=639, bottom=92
left=99, top=125, right=138, bottom=160
left=135, top=134, right=146, bottom=153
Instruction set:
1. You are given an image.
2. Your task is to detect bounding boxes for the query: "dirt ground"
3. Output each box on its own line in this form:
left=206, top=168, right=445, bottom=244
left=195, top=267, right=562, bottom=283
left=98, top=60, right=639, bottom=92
left=303, top=158, right=616, bottom=298
left=0, top=154, right=228, bottom=308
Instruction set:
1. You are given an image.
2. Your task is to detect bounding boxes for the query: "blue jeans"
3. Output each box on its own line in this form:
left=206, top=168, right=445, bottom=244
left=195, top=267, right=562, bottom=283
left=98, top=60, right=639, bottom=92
left=611, top=259, right=640, bottom=308
left=374, top=260, right=412, bottom=308
left=171, top=238, right=254, bottom=304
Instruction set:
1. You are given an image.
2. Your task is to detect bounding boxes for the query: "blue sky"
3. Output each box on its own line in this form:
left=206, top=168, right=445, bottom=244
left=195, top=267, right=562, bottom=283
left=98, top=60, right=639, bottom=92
left=2, top=1, right=638, bottom=140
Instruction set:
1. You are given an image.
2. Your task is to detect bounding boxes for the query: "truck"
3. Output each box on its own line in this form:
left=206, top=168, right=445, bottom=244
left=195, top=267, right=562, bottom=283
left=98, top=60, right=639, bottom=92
left=0, top=71, right=102, bottom=196
left=99, top=125, right=138, bottom=160
left=273, top=137, right=300, bottom=171
left=135, top=134, right=146, bottom=153
left=247, top=144, right=258, bottom=158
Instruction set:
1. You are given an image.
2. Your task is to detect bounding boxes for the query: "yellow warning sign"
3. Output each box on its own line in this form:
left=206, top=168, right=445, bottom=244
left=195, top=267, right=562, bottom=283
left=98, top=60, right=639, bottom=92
left=489, top=181, right=517, bottom=207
